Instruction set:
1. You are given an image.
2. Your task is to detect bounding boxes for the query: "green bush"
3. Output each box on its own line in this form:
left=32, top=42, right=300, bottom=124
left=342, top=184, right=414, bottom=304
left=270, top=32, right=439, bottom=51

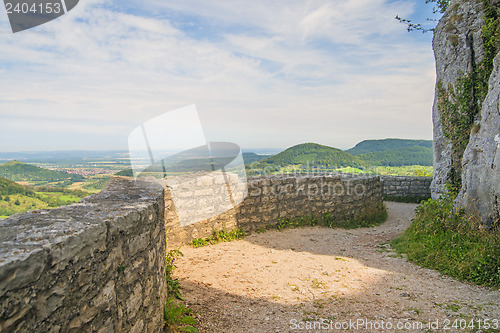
left=391, top=195, right=500, bottom=287
left=164, top=297, right=198, bottom=333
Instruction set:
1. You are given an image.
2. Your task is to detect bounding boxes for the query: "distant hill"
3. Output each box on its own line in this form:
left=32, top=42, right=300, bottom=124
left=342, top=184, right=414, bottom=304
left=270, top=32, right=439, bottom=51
left=357, top=146, right=433, bottom=166
left=346, top=139, right=432, bottom=155
left=242, top=152, right=270, bottom=164
left=246, top=139, right=433, bottom=173
left=0, top=161, right=84, bottom=185
left=251, top=143, right=364, bottom=169
left=0, top=176, right=35, bottom=196
left=117, top=139, right=433, bottom=177
left=115, top=169, right=134, bottom=177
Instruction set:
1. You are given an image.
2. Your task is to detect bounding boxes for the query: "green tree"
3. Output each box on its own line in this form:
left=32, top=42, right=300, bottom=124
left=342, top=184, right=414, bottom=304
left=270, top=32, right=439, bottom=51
left=396, top=0, right=449, bottom=32
left=4, top=195, right=10, bottom=202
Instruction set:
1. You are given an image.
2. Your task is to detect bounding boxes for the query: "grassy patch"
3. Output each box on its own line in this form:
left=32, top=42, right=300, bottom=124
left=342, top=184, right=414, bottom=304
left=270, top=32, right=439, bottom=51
left=391, top=195, right=500, bottom=287
left=191, top=228, right=246, bottom=248
left=370, top=165, right=433, bottom=177
left=80, top=175, right=111, bottom=192
left=0, top=188, right=90, bottom=218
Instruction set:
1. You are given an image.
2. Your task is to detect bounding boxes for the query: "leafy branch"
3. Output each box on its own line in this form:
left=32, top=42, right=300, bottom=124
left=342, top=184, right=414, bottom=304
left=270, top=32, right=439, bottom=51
left=396, top=0, right=450, bottom=33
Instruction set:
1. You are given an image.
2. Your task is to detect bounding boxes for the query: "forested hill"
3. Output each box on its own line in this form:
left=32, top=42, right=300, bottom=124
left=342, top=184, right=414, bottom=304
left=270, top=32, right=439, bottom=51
left=346, top=139, right=432, bottom=155
left=113, top=139, right=433, bottom=175
left=0, top=176, right=34, bottom=196
left=251, top=143, right=364, bottom=168
left=246, top=139, right=433, bottom=171
left=0, top=161, right=84, bottom=182
left=357, top=146, right=433, bottom=166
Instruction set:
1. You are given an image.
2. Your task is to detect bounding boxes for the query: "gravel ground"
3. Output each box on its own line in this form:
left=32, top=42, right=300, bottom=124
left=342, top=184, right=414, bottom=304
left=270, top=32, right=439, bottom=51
left=173, top=202, right=500, bottom=332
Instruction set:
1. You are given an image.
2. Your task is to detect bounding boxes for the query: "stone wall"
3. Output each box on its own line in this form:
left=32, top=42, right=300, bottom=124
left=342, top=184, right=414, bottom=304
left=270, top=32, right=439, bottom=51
left=166, top=174, right=383, bottom=248
left=0, top=177, right=167, bottom=333
left=381, top=176, right=432, bottom=201
left=0, top=173, right=390, bottom=330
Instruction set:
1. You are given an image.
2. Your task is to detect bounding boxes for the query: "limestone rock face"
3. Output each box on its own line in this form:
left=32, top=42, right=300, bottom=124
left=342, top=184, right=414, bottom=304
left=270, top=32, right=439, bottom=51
left=431, top=0, right=485, bottom=199
left=458, top=52, right=500, bottom=226
left=431, top=0, right=500, bottom=226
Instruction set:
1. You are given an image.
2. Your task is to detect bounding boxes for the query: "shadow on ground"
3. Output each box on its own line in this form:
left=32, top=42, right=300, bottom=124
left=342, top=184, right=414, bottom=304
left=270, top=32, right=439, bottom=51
left=173, top=202, right=500, bottom=333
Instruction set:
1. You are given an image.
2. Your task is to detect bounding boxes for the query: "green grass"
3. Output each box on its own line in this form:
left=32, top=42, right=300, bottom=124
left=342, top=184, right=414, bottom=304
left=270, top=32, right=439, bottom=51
left=0, top=190, right=90, bottom=218
left=0, top=194, right=51, bottom=217
left=36, top=192, right=83, bottom=205
left=191, top=228, right=246, bottom=248
left=368, top=165, right=433, bottom=177
left=335, top=167, right=365, bottom=174
left=79, top=176, right=111, bottom=192
left=391, top=195, right=500, bottom=287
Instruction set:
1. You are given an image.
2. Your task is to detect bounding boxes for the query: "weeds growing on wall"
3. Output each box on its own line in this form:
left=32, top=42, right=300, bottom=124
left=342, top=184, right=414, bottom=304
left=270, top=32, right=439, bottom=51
left=191, top=228, right=245, bottom=248
left=189, top=205, right=387, bottom=248
left=164, top=249, right=198, bottom=333
left=436, top=0, right=500, bottom=193
left=391, top=195, right=500, bottom=287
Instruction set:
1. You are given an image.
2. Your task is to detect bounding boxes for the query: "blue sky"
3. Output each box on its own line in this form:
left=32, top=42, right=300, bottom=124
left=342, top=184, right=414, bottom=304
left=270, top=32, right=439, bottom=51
left=0, top=0, right=441, bottom=152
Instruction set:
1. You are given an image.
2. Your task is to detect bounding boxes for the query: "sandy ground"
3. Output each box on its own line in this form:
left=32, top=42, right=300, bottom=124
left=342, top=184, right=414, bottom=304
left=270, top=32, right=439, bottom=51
left=173, top=202, right=500, bottom=332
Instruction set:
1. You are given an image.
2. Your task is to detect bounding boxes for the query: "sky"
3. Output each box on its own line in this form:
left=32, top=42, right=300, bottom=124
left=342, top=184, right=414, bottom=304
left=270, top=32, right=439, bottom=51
left=0, top=0, right=441, bottom=152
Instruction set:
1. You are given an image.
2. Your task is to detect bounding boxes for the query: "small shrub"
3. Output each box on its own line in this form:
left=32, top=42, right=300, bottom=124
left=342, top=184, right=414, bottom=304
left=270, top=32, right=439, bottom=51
left=116, top=263, right=126, bottom=274
left=166, top=249, right=184, bottom=300
left=191, top=228, right=245, bottom=248
left=164, top=297, right=198, bottom=333
left=276, top=215, right=318, bottom=231
left=164, top=249, right=198, bottom=332
left=191, top=238, right=208, bottom=248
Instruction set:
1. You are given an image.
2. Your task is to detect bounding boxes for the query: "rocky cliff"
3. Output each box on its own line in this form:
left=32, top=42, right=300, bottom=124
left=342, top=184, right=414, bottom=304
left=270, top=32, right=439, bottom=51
left=431, top=0, right=500, bottom=227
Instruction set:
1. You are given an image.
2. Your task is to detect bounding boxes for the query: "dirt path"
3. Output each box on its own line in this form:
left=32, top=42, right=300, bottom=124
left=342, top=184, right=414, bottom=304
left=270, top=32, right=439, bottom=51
left=174, top=202, right=500, bottom=332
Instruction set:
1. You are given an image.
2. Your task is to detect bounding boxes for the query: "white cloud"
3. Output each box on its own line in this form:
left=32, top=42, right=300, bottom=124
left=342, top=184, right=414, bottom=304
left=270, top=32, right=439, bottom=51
left=0, top=0, right=435, bottom=151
